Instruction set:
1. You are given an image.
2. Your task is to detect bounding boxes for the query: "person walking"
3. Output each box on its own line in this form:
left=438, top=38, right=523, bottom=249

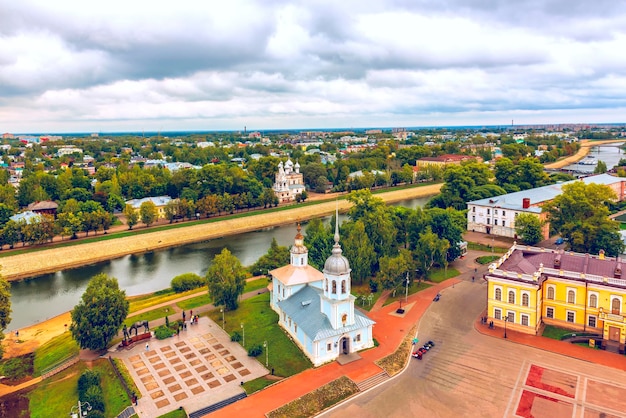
left=146, top=343, right=149, bottom=351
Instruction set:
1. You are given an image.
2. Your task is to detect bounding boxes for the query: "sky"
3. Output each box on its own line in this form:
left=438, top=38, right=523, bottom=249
left=2, top=1, right=626, bottom=133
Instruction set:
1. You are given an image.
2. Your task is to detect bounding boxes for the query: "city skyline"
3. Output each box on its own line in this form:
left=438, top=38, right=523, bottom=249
left=2, top=1, right=626, bottom=133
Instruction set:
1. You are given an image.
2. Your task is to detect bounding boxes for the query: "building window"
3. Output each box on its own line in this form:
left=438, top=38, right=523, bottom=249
left=487, top=209, right=491, bottom=215
left=521, top=315, right=529, bottom=326
left=612, top=297, right=621, bottom=315
left=567, top=290, right=575, bottom=304
left=473, top=206, right=476, bottom=212
left=502, top=220, right=506, bottom=227
left=588, top=316, right=597, bottom=328
left=356, top=334, right=361, bottom=342
left=327, top=343, right=332, bottom=351
left=289, top=318, right=292, bottom=327
left=472, top=216, right=476, bottom=222
left=522, top=293, right=529, bottom=307
left=567, top=311, right=575, bottom=323
left=502, top=211, right=506, bottom=216
left=325, top=279, right=328, bottom=291
left=495, top=288, right=502, bottom=301
left=332, top=281, right=337, bottom=294
left=507, top=312, right=514, bottom=322
left=515, top=213, right=519, bottom=217
left=487, top=218, right=491, bottom=224
left=547, top=286, right=555, bottom=300
left=495, top=219, right=498, bottom=226
left=508, top=290, right=515, bottom=304
left=341, top=280, right=346, bottom=294
left=494, top=209, right=498, bottom=215
left=589, top=294, right=597, bottom=308
left=546, top=307, right=554, bottom=318
left=494, top=309, right=502, bottom=320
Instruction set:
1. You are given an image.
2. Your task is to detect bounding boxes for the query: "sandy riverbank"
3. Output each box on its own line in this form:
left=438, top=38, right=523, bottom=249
left=543, top=139, right=624, bottom=169
left=0, top=185, right=441, bottom=282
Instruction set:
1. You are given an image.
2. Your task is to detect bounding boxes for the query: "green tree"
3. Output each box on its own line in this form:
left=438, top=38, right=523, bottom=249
left=139, top=201, right=158, bottom=227
left=544, top=182, right=624, bottom=256
left=70, top=274, right=129, bottom=351
left=514, top=213, right=544, bottom=245
left=594, top=160, right=608, bottom=174
left=123, top=204, right=139, bottom=230
left=342, top=220, right=376, bottom=284
left=0, top=203, right=15, bottom=226
left=348, top=189, right=396, bottom=257
left=57, top=212, right=83, bottom=239
left=414, top=228, right=450, bottom=279
left=0, top=272, right=11, bottom=357
left=304, top=218, right=333, bottom=270
left=206, top=248, right=247, bottom=310
left=377, top=249, right=412, bottom=295
left=249, top=237, right=289, bottom=276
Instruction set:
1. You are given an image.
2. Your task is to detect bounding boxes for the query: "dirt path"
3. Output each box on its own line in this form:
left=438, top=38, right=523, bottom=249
left=0, top=185, right=441, bottom=282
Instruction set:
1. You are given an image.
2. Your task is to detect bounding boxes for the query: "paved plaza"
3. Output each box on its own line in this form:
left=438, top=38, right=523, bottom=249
left=110, top=317, right=268, bottom=417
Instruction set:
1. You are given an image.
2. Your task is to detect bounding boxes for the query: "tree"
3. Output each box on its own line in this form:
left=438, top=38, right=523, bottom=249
left=304, top=218, right=333, bottom=270
left=342, top=220, right=376, bottom=284
left=70, top=274, right=129, bottom=351
left=139, top=201, right=158, bottom=227
left=0, top=272, right=11, bottom=357
left=249, top=238, right=289, bottom=276
left=377, top=249, right=412, bottom=295
left=206, top=248, right=247, bottom=310
left=544, top=182, right=624, bottom=256
left=594, top=160, right=608, bottom=174
left=514, top=213, right=544, bottom=245
left=123, top=204, right=139, bottom=230
left=414, top=228, right=449, bottom=279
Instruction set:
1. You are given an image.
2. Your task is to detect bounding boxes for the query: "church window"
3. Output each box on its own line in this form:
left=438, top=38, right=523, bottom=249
left=289, top=318, right=292, bottom=327
left=356, top=334, right=361, bottom=342
left=342, top=313, right=347, bottom=325
left=332, top=281, right=337, bottom=294
left=294, top=324, right=297, bottom=333
left=341, top=281, right=346, bottom=294
left=327, top=343, right=331, bottom=351
left=325, top=279, right=328, bottom=291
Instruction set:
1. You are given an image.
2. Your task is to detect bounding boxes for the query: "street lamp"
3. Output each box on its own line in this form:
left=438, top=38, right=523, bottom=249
left=263, top=340, right=268, bottom=367
left=404, top=271, right=410, bottom=303
left=504, top=315, right=509, bottom=339
left=240, top=323, right=245, bottom=348
left=70, top=400, right=91, bottom=418
left=220, top=308, right=224, bottom=329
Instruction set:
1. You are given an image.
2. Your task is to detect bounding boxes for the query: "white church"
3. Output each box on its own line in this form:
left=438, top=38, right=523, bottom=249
left=269, top=220, right=375, bottom=367
left=273, top=159, right=305, bottom=203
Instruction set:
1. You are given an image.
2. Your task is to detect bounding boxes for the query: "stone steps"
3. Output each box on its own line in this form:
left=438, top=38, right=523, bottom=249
left=189, top=392, right=247, bottom=418
left=356, top=371, right=390, bottom=392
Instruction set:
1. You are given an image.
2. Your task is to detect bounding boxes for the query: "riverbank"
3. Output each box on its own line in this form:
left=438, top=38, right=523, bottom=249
left=544, top=139, right=624, bottom=169
left=0, top=184, right=441, bottom=282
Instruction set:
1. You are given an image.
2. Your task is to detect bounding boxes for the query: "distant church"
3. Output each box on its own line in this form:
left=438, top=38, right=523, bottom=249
left=269, top=218, right=375, bottom=367
left=273, top=159, right=305, bottom=203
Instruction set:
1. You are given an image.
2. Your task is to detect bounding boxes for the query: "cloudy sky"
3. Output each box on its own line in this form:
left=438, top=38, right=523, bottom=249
left=2, top=0, right=626, bottom=133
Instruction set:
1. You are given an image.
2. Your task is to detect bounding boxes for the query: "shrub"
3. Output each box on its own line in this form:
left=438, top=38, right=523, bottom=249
left=248, top=344, right=263, bottom=357
left=230, top=331, right=242, bottom=342
left=78, top=369, right=100, bottom=398
left=2, top=357, right=31, bottom=380
left=83, top=385, right=105, bottom=413
left=171, top=273, right=206, bottom=293
left=87, top=411, right=106, bottom=418
left=154, top=325, right=176, bottom=340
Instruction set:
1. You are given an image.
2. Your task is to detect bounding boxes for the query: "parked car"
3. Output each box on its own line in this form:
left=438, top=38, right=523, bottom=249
left=555, top=237, right=564, bottom=245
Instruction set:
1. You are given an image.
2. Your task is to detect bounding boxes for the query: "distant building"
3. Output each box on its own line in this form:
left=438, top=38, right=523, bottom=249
left=416, top=154, right=477, bottom=169
left=467, top=174, right=626, bottom=240
left=57, top=146, right=83, bottom=156
left=26, top=201, right=58, bottom=217
left=273, top=159, right=305, bottom=203
left=125, top=196, right=172, bottom=219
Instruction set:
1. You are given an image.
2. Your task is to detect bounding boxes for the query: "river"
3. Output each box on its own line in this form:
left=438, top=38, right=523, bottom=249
left=8, top=197, right=431, bottom=330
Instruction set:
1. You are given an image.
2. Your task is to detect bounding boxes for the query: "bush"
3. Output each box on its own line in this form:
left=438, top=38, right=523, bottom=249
left=78, top=369, right=100, bottom=398
left=2, top=357, right=31, bottom=380
left=230, top=331, right=242, bottom=342
left=154, top=325, right=176, bottom=340
left=248, top=344, right=263, bottom=357
left=171, top=273, right=206, bottom=293
left=83, top=385, right=105, bottom=413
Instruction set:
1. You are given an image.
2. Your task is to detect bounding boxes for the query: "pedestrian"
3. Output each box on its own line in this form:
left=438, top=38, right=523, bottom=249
left=190, top=310, right=193, bottom=317
left=472, top=276, right=475, bottom=282
left=182, top=310, right=186, bottom=321
left=271, top=368, right=274, bottom=375
left=146, top=343, right=149, bottom=351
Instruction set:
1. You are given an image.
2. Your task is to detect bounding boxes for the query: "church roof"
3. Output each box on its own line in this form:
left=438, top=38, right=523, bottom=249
left=270, top=264, right=324, bottom=286
left=277, top=286, right=375, bottom=342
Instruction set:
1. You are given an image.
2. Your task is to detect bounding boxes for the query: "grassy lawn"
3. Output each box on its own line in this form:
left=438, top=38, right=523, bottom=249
left=242, top=375, right=279, bottom=394
left=125, top=306, right=177, bottom=327
left=351, top=282, right=381, bottom=311
left=467, top=242, right=509, bottom=253
left=542, top=325, right=575, bottom=340
left=428, top=267, right=460, bottom=283
left=33, top=331, right=79, bottom=376
left=383, top=282, right=431, bottom=307
left=476, top=255, right=500, bottom=264
left=177, top=293, right=211, bottom=310
left=244, top=277, right=271, bottom=294
left=207, top=292, right=312, bottom=378
left=28, top=359, right=130, bottom=418
left=128, top=288, right=199, bottom=314
left=157, top=409, right=188, bottom=418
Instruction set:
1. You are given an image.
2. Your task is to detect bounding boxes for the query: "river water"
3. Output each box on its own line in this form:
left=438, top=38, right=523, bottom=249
left=8, top=197, right=430, bottom=330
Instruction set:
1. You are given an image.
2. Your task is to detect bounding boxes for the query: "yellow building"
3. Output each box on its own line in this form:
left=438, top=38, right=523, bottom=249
left=486, top=244, right=626, bottom=351
left=124, top=196, right=172, bottom=220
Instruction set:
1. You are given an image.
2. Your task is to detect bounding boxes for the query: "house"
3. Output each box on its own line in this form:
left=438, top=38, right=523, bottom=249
left=416, top=154, right=478, bottom=169
left=273, top=159, right=305, bottom=203
left=467, top=174, right=626, bottom=240
left=485, top=243, right=626, bottom=351
left=125, top=196, right=172, bottom=219
left=26, top=201, right=59, bottom=216
left=269, top=222, right=375, bottom=367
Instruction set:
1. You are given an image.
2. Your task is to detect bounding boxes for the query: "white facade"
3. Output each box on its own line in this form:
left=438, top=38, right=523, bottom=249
left=273, top=159, right=305, bottom=203
left=270, top=222, right=375, bottom=367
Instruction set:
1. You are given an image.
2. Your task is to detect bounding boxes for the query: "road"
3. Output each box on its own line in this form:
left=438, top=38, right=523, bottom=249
left=322, top=280, right=626, bottom=418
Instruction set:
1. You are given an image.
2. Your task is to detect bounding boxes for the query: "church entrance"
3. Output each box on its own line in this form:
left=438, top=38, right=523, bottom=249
left=341, top=337, right=350, bottom=355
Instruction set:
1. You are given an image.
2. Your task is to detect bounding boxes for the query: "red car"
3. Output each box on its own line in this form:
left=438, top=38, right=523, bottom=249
left=412, top=347, right=427, bottom=359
